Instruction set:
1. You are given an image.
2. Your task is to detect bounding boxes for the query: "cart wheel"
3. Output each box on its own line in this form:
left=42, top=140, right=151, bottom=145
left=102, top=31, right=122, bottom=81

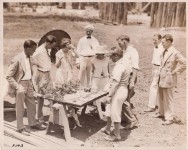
left=46, top=122, right=54, bottom=134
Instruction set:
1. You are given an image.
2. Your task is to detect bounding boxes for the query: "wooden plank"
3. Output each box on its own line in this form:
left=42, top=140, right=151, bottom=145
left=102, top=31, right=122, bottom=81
left=4, top=127, right=40, bottom=147
left=60, top=105, right=71, bottom=142
left=4, top=121, right=67, bottom=147
left=141, top=2, right=151, bottom=12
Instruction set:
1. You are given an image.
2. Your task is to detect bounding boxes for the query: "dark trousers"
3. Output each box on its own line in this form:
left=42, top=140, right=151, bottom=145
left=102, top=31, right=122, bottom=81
left=121, top=75, right=137, bottom=124
left=121, top=88, right=136, bottom=124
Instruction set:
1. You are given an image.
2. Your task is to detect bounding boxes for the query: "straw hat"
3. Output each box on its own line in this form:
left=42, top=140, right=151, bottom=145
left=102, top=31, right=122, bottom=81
left=95, top=45, right=109, bottom=55
left=85, top=24, right=94, bottom=31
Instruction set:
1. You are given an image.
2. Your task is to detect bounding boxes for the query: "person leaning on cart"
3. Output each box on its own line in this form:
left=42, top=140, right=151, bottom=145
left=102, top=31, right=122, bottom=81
left=6, top=40, right=46, bottom=136
left=102, top=47, right=132, bottom=141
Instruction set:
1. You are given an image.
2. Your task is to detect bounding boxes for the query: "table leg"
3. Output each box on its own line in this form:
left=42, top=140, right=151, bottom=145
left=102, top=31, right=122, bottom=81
left=46, top=122, right=53, bottom=134
left=81, top=105, right=87, bottom=115
left=61, top=105, right=71, bottom=142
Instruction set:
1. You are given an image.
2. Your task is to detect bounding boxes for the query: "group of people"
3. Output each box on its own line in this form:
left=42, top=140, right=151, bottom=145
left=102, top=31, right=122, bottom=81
left=6, top=24, right=186, bottom=142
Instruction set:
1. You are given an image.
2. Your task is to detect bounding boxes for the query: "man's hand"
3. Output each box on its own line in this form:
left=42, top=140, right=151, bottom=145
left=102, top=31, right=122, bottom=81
left=76, top=63, right=80, bottom=69
left=17, top=85, right=26, bottom=93
left=34, top=92, right=43, bottom=98
left=105, top=96, right=112, bottom=104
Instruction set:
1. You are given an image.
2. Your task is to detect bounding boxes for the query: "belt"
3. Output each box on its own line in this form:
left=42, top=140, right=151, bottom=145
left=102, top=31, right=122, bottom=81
left=153, top=64, right=160, bottom=66
left=81, top=55, right=93, bottom=57
left=21, top=79, right=32, bottom=81
left=38, top=69, right=50, bottom=73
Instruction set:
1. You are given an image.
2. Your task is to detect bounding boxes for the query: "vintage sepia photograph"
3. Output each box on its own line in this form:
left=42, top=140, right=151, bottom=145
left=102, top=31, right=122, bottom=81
left=2, top=1, right=187, bottom=149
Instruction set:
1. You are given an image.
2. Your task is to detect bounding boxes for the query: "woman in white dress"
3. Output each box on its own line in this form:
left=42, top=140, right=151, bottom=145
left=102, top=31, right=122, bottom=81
left=55, top=38, right=77, bottom=87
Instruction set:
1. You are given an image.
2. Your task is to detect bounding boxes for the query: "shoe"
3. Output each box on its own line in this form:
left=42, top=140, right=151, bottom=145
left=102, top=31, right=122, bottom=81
left=124, top=121, right=138, bottom=130
left=144, top=108, right=156, bottom=112
left=162, top=120, right=173, bottom=125
left=101, top=127, right=111, bottom=135
left=30, top=124, right=46, bottom=130
left=17, top=128, right=30, bottom=136
left=105, top=135, right=121, bottom=142
left=37, top=119, right=45, bottom=124
left=152, top=113, right=164, bottom=118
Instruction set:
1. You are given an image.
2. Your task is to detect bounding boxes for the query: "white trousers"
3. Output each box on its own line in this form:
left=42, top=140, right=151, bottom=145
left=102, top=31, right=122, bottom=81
left=158, top=87, right=174, bottom=121
left=79, top=56, right=93, bottom=88
left=148, top=65, right=159, bottom=108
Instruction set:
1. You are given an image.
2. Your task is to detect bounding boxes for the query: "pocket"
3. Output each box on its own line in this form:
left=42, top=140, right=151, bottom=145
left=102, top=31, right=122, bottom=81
left=164, top=73, right=173, bottom=85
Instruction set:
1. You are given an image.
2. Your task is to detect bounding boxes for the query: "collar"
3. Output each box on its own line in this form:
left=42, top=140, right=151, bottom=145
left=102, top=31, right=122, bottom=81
left=115, top=58, right=124, bottom=65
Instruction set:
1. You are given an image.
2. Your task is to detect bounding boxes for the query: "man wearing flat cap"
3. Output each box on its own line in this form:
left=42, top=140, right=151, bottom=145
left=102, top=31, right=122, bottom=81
left=116, top=35, right=139, bottom=129
left=76, top=24, right=100, bottom=90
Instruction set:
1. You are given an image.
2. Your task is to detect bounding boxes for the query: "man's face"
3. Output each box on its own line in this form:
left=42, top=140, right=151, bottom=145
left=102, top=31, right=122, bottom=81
left=117, top=39, right=127, bottom=49
left=110, top=54, right=118, bottom=62
left=161, top=38, right=171, bottom=49
left=46, top=42, right=56, bottom=49
left=25, top=46, right=37, bottom=57
left=86, top=29, right=93, bottom=37
left=153, top=36, right=161, bottom=46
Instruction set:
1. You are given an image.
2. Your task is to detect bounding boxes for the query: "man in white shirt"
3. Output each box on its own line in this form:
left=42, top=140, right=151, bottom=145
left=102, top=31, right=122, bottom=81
left=32, top=35, right=56, bottom=123
left=76, top=24, right=100, bottom=90
left=116, top=35, right=139, bottom=129
left=6, top=40, right=45, bottom=136
left=144, top=34, right=164, bottom=112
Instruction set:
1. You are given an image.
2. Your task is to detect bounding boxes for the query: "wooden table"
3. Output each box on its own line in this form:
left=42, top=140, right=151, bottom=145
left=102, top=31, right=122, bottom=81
left=45, top=90, right=108, bottom=142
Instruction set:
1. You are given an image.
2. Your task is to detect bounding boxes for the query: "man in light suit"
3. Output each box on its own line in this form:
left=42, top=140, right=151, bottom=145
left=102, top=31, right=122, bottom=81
left=154, top=34, right=186, bottom=125
left=6, top=40, right=45, bottom=136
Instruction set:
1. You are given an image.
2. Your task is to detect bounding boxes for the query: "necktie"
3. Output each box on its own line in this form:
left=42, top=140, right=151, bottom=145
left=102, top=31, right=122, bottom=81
left=163, top=49, right=168, bottom=58
left=87, top=36, right=91, bottom=39
left=155, top=46, right=158, bottom=48
left=46, top=49, right=51, bottom=58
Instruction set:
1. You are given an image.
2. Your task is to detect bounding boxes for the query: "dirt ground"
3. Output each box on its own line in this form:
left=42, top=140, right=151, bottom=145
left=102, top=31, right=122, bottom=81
left=3, top=12, right=186, bottom=149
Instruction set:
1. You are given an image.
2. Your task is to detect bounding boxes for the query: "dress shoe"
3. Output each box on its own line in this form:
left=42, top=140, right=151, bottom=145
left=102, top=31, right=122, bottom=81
left=101, top=127, right=111, bottom=135
left=144, top=108, right=156, bottom=112
left=162, top=120, right=173, bottom=125
left=124, top=120, right=138, bottom=130
left=152, top=113, right=164, bottom=118
left=17, top=128, right=30, bottom=136
left=105, top=135, right=121, bottom=142
left=30, top=124, right=46, bottom=130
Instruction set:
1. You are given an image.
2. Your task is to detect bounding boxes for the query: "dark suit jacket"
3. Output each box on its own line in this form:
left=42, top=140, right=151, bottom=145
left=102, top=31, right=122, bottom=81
left=6, top=52, right=34, bottom=97
left=158, top=46, right=186, bottom=88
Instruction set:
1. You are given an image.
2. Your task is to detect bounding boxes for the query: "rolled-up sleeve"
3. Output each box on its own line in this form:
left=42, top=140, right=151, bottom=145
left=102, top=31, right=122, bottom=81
left=130, top=48, right=139, bottom=70
left=112, top=65, right=123, bottom=82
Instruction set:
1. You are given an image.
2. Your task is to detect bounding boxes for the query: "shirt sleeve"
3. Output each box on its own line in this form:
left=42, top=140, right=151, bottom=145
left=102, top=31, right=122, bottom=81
left=92, top=37, right=100, bottom=50
left=76, top=39, right=82, bottom=56
left=112, top=64, right=123, bottom=82
left=130, top=48, right=139, bottom=69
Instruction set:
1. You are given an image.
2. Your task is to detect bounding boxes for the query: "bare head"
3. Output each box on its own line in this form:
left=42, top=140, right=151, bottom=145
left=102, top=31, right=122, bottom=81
left=23, top=40, right=37, bottom=57
left=45, top=35, right=57, bottom=49
left=116, top=35, right=130, bottom=49
left=161, top=34, right=173, bottom=49
left=153, top=34, right=162, bottom=46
